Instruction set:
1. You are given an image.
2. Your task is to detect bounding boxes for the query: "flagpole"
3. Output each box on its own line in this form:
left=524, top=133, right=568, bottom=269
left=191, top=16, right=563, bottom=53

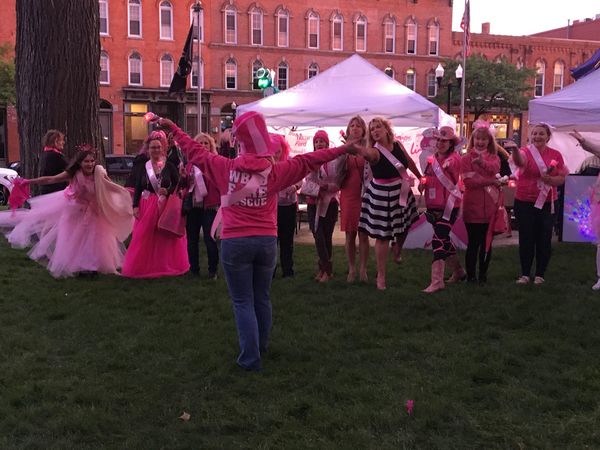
left=193, top=1, right=203, bottom=135
left=459, top=0, right=468, bottom=140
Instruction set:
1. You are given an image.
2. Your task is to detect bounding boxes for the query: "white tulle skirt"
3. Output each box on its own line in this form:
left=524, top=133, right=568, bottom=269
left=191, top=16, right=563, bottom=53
left=0, top=191, right=126, bottom=278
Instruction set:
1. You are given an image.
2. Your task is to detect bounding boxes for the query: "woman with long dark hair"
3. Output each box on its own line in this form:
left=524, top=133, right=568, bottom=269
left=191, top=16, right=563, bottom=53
left=0, top=148, right=133, bottom=277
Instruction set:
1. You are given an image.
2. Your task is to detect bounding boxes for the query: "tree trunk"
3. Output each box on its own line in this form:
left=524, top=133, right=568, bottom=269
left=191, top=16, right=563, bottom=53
left=16, top=0, right=100, bottom=178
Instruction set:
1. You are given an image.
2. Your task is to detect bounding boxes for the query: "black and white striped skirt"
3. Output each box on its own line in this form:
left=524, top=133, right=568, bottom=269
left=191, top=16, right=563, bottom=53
left=358, top=178, right=419, bottom=240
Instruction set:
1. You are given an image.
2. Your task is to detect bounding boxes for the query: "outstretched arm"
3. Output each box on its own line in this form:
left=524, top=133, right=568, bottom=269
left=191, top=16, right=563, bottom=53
left=28, top=171, right=70, bottom=186
left=571, top=131, right=600, bottom=157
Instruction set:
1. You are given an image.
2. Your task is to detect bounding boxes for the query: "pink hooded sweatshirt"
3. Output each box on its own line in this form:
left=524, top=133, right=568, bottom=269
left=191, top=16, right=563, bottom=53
left=422, top=152, right=462, bottom=211
left=460, top=150, right=501, bottom=223
left=170, top=125, right=348, bottom=239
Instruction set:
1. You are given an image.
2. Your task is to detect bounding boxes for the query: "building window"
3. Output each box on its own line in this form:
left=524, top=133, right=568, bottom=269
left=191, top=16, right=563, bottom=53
left=384, top=67, right=394, bottom=78
left=428, top=23, right=439, bottom=55
left=406, top=20, right=417, bottom=55
left=225, top=59, right=237, bottom=89
left=332, top=13, right=343, bottom=51
left=224, top=6, right=237, bottom=44
left=124, top=102, right=148, bottom=155
left=553, top=61, right=564, bottom=92
left=99, top=0, right=109, bottom=35
left=159, top=1, right=173, bottom=40
left=252, top=59, right=263, bottom=90
left=534, top=60, right=545, bottom=97
left=250, top=7, right=263, bottom=46
left=128, top=0, right=142, bottom=37
left=191, top=56, right=203, bottom=88
left=190, top=5, right=204, bottom=42
left=277, top=62, right=288, bottom=91
left=160, top=54, right=173, bottom=87
left=355, top=15, right=367, bottom=52
left=383, top=17, right=395, bottom=53
left=308, top=63, right=319, bottom=79
left=515, top=58, right=524, bottom=70
left=100, top=51, right=110, bottom=85
left=128, top=52, right=142, bottom=85
left=405, top=68, right=415, bottom=91
left=307, top=12, right=319, bottom=49
left=427, top=71, right=437, bottom=97
left=276, top=9, right=289, bottom=47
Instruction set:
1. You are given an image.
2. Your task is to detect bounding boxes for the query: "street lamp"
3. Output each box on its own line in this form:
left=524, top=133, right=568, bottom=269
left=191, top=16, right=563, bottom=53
left=435, top=63, right=463, bottom=114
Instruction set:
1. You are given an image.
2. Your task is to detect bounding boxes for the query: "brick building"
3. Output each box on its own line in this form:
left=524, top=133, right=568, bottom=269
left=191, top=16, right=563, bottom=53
left=0, top=0, right=599, bottom=164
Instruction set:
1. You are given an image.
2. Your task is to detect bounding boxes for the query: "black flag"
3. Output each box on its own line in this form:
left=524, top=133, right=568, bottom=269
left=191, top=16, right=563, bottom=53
left=168, top=25, right=194, bottom=95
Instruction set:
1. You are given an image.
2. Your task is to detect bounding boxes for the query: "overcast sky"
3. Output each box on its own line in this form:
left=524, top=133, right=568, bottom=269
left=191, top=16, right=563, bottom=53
left=452, top=0, right=600, bottom=36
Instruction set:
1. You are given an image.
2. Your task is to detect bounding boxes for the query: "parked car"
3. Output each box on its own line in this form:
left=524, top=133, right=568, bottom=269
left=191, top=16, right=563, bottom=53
left=0, top=167, right=18, bottom=206
left=105, top=154, right=135, bottom=184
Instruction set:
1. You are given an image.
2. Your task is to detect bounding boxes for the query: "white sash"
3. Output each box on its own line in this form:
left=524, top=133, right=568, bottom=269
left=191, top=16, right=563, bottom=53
left=189, top=166, right=208, bottom=203
left=210, top=167, right=272, bottom=238
left=430, top=156, right=462, bottom=220
left=528, top=144, right=554, bottom=212
left=145, top=160, right=162, bottom=194
left=374, top=143, right=413, bottom=207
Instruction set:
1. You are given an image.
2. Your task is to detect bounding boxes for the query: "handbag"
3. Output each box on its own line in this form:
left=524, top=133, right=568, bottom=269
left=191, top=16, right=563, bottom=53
left=493, top=205, right=509, bottom=235
left=300, top=178, right=320, bottom=197
left=157, top=192, right=186, bottom=237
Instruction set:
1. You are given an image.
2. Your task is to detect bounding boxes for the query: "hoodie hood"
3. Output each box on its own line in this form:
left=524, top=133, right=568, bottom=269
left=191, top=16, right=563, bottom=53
left=231, top=154, right=273, bottom=173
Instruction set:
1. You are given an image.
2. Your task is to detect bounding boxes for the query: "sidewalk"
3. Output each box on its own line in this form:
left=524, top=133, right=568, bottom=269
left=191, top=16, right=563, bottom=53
left=294, top=220, right=520, bottom=247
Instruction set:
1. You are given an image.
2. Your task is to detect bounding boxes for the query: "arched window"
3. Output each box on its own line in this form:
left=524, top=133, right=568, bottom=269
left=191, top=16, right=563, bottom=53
left=128, top=52, right=142, bottom=85
left=225, top=58, right=237, bottom=90
left=160, top=54, right=173, bottom=87
left=405, top=68, right=416, bottom=91
left=159, top=1, right=173, bottom=40
left=427, top=71, right=437, bottom=97
left=355, top=15, right=367, bottom=52
left=405, top=18, right=417, bottom=55
left=534, top=60, right=545, bottom=97
left=99, top=0, right=109, bottom=35
left=331, top=13, right=343, bottom=51
left=515, top=58, right=524, bottom=70
left=191, top=56, right=203, bottom=88
left=224, top=5, right=237, bottom=44
left=190, top=4, right=204, bottom=42
left=276, top=8, right=289, bottom=47
left=250, top=6, right=263, bottom=46
left=553, top=61, right=564, bottom=92
left=308, top=63, right=319, bottom=79
left=428, top=21, right=439, bottom=55
left=100, top=51, right=110, bottom=85
left=277, top=61, right=289, bottom=91
left=383, top=17, right=396, bottom=53
left=252, top=59, right=264, bottom=90
left=307, top=11, right=319, bottom=49
left=384, top=66, right=394, bottom=78
left=128, top=0, right=142, bottom=37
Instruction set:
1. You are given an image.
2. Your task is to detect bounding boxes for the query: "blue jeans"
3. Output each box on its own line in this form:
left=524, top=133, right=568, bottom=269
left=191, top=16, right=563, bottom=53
left=221, top=236, right=277, bottom=370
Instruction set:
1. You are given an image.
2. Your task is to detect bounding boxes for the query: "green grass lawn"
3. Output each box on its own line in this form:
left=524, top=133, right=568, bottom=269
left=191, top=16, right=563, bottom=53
left=1, top=238, right=599, bottom=449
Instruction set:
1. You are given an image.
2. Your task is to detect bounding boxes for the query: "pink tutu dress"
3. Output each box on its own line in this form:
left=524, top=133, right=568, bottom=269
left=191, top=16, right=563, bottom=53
left=0, top=166, right=134, bottom=278
left=121, top=161, right=189, bottom=278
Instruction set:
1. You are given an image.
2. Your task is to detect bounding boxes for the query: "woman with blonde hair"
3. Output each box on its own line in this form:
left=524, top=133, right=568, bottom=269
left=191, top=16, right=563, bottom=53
left=184, top=132, right=220, bottom=278
left=461, top=124, right=502, bottom=284
left=340, top=115, right=371, bottom=282
left=357, top=117, right=422, bottom=290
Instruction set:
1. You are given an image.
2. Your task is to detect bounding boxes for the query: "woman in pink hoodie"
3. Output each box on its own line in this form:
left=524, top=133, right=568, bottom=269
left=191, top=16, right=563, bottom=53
left=420, top=126, right=465, bottom=293
left=461, top=125, right=502, bottom=284
left=159, top=112, right=357, bottom=371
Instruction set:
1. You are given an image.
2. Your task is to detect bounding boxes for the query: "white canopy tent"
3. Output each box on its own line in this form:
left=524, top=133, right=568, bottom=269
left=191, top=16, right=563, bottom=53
left=236, top=54, right=454, bottom=130
left=529, top=67, right=600, bottom=172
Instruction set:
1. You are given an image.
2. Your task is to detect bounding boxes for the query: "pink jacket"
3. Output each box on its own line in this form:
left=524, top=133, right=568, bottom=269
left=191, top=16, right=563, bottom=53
left=461, top=150, right=501, bottom=223
left=172, top=126, right=347, bottom=239
left=515, top=145, right=566, bottom=203
left=422, top=152, right=462, bottom=210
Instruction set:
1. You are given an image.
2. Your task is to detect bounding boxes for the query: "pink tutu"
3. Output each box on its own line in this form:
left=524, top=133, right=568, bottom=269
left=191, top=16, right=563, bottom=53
left=121, top=193, right=189, bottom=278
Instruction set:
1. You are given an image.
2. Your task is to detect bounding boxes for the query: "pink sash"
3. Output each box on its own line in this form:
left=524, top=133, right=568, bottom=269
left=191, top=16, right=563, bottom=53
left=375, top=143, right=413, bottom=207
left=528, top=144, right=554, bottom=213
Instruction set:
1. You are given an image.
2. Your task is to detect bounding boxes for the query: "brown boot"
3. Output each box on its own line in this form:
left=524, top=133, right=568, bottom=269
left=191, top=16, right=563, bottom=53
left=423, top=260, right=445, bottom=293
left=445, top=255, right=466, bottom=283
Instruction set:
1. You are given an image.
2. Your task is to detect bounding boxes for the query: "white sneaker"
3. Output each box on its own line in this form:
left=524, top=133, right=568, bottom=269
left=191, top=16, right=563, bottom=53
left=592, top=279, right=600, bottom=291
left=516, top=276, right=530, bottom=285
left=534, top=276, right=545, bottom=285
